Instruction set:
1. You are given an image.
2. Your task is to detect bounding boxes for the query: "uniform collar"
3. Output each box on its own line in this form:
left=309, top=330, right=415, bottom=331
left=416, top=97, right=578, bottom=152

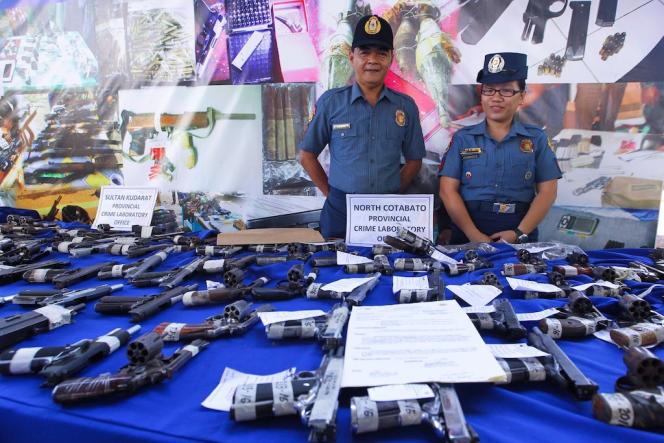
left=467, top=118, right=533, bottom=138
left=351, top=83, right=395, bottom=104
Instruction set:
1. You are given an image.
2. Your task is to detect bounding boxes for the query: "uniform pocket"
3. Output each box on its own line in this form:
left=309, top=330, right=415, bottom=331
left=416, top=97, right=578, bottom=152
left=330, top=125, right=362, bottom=164
left=508, top=151, right=535, bottom=187
left=461, top=155, right=488, bottom=186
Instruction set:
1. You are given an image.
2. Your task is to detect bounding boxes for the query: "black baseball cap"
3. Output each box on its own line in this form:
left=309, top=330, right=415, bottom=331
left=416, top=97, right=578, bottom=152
left=352, top=15, right=393, bottom=50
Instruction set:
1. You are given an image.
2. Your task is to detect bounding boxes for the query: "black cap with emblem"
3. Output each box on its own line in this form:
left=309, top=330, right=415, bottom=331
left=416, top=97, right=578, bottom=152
left=476, top=52, right=528, bottom=84
left=352, top=15, right=393, bottom=50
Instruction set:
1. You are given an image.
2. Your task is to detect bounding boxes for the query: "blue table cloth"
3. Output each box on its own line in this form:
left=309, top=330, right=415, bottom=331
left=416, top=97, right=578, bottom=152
left=0, top=243, right=662, bottom=442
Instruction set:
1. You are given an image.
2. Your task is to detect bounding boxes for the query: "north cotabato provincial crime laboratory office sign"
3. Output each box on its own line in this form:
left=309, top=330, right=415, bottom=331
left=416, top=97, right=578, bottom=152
left=345, top=194, right=433, bottom=246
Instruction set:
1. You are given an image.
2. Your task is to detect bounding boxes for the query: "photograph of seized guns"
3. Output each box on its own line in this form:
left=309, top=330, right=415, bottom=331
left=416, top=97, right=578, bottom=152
left=95, top=284, right=198, bottom=322
left=154, top=301, right=272, bottom=341
left=495, top=326, right=598, bottom=400
left=350, top=383, right=478, bottom=442
left=52, top=332, right=208, bottom=403
left=306, top=272, right=381, bottom=306
left=265, top=302, right=349, bottom=350
left=0, top=325, right=140, bottom=386
left=0, top=304, right=85, bottom=350
left=120, top=107, right=255, bottom=181
left=230, top=347, right=344, bottom=442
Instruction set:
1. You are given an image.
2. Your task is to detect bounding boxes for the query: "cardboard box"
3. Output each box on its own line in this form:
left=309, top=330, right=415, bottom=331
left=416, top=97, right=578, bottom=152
left=217, top=227, right=324, bottom=245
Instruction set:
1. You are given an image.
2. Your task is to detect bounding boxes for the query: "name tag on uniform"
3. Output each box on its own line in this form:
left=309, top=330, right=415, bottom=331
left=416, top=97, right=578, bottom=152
left=332, top=123, right=351, bottom=130
left=460, top=147, right=482, bottom=160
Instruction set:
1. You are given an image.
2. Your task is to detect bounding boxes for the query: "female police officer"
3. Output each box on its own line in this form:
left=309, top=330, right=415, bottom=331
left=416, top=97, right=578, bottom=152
left=438, top=52, right=561, bottom=244
left=299, top=15, right=425, bottom=239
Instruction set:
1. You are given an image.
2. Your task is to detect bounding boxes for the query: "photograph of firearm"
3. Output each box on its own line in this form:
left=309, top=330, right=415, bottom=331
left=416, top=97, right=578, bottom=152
left=22, top=89, right=123, bottom=189
left=262, top=83, right=317, bottom=196
left=119, top=85, right=261, bottom=193
left=52, top=332, right=208, bottom=403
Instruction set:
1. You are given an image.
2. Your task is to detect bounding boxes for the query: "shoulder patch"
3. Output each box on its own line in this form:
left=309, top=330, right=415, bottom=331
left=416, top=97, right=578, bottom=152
left=547, top=137, right=555, bottom=151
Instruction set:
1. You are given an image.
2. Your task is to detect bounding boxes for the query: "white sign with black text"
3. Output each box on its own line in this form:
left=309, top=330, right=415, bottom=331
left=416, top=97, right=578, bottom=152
left=345, top=194, right=433, bottom=246
left=92, top=186, right=158, bottom=231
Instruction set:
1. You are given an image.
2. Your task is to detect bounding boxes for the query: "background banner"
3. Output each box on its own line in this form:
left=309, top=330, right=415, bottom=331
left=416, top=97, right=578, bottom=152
left=0, top=0, right=661, bottom=247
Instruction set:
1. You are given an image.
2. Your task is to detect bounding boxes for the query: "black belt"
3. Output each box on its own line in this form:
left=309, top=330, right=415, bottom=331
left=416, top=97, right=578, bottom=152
left=465, top=200, right=531, bottom=214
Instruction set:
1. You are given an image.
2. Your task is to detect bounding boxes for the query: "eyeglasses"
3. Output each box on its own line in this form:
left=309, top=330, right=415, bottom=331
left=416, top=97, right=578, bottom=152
left=481, top=87, right=524, bottom=97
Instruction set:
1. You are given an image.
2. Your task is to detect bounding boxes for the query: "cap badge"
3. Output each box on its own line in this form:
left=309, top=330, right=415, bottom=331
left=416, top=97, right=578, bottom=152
left=365, top=16, right=381, bottom=35
left=488, top=54, right=505, bottom=73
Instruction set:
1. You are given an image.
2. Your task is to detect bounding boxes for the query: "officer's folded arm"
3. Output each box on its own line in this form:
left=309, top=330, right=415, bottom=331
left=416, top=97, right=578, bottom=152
left=439, top=176, right=492, bottom=243
left=399, top=159, right=422, bottom=192
left=492, top=178, right=558, bottom=242
left=299, top=150, right=330, bottom=197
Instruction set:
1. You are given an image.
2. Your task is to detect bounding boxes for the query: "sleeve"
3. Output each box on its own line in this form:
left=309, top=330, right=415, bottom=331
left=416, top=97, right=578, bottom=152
left=534, top=131, right=563, bottom=182
left=298, top=92, right=331, bottom=156
left=437, top=133, right=463, bottom=179
left=401, top=97, right=426, bottom=161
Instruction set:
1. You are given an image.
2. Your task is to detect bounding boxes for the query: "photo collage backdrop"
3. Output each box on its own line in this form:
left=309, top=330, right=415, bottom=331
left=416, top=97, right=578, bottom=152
left=0, top=0, right=661, bottom=246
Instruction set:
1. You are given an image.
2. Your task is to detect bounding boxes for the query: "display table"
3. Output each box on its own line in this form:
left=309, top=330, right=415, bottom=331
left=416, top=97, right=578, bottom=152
left=0, top=243, right=662, bottom=442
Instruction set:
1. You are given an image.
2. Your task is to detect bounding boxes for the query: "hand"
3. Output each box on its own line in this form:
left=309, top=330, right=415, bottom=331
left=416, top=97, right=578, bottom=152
left=490, top=230, right=518, bottom=243
left=436, top=228, right=451, bottom=245
left=469, top=232, right=492, bottom=243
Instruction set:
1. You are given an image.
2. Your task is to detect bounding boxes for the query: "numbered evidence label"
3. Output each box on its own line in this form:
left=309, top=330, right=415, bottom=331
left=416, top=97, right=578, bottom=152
left=345, top=194, right=433, bottom=247
left=92, top=186, right=158, bottom=231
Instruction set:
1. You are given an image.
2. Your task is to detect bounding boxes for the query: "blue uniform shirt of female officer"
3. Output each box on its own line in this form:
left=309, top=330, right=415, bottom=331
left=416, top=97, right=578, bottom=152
left=438, top=52, right=562, bottom=244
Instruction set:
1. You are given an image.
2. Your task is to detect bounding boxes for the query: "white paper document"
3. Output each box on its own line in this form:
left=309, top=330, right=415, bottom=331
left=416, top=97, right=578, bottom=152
left=430, top=249, right=459, bottom=265
left=342, top=300, right=506, bottom=387
left=336, top=251, right=373, bottom=265
left=508, top=243, right=554, bottom=254
left=202, top=367, right=295, bottom=411
left=258, top=310, right=326, bottom=326
left=506, top=277, right=562, bottom=293
left=447, top=284, right=502, bottom=306
left=572, top=281, right=619, bottom=291
left=392, top=275, right=430, bottom=293
left=322, top=276, right=377, bottom=292
left=516, top=308, right=560, bottom=322
left=367, top=384, right=435, bottom=402
left=462, top=305, right=496, bottom=314
left=206, top=280, right=224, bottom=290
left=488, top=344, right=549, bottom=359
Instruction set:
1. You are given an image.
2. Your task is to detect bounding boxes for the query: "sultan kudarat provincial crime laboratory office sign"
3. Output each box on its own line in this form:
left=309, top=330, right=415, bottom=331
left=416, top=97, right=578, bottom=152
left=345, top=194, right=434, bottom=246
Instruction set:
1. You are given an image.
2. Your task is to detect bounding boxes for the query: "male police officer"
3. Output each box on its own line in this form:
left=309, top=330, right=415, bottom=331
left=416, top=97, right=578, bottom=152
left=299, top=15, right=426, bottom=239
left=439, top=52, right=561, bottom=244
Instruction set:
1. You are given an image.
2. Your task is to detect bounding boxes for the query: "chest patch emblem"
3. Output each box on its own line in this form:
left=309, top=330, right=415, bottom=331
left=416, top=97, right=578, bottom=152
left=520, top=139, right=534, bottom=153
left=395, top=109, right=406, bottom=127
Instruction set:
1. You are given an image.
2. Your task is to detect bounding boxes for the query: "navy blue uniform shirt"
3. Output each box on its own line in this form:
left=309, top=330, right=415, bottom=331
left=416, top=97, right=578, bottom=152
left=438, top=119, right=562, bottom=202
left=299, top=83, right=425, bottom=194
